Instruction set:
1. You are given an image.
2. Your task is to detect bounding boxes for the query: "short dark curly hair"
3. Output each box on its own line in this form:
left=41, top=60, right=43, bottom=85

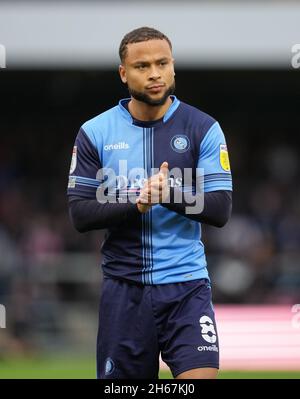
left=119, top=26, right=172, bottom=63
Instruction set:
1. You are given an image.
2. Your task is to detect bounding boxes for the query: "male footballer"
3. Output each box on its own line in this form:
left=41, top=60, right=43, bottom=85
left=67, top=27, right=232, bottom=379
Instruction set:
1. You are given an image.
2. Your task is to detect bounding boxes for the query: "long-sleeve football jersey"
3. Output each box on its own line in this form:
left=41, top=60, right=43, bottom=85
left=67, top=96, right=232, bottom=284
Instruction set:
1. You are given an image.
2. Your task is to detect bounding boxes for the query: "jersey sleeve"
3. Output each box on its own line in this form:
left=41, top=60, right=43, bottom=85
left=67, top=127, right=102, bottom=199
left=197, top=121, right=233, bottom=192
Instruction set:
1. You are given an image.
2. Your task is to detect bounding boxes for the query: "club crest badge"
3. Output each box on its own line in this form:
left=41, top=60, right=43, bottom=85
left=171, top=135, right=190, bottom=153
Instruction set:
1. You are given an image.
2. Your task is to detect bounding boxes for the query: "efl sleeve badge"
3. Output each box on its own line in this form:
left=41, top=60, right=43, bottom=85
left=220, top=144, right=231, bottom=171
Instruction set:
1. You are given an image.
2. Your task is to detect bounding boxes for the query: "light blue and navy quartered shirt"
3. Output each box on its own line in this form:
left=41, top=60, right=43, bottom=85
left=67, top=96, right=232, bottom=285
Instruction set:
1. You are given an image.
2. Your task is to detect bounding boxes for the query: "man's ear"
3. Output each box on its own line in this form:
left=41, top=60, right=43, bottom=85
left=119, top=64, right=127, bottom=84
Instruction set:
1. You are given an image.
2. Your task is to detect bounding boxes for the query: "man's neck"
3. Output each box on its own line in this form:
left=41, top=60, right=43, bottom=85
left=128, top=97, right=172, bottom=122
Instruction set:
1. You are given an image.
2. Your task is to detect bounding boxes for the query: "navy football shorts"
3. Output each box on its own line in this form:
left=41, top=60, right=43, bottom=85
left=97, top=276, right=219, bottom=379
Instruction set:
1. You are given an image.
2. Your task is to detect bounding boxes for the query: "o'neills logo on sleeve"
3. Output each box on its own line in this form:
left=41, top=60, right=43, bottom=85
left=104, top=142, right=130, bottom=151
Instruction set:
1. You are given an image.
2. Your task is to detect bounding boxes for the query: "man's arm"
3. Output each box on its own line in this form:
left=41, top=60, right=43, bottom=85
left=68, top=196, right=141, bottom=233
left=161, top=189, right=232, bottom=227
left=67, top=126, right=147, bottom=233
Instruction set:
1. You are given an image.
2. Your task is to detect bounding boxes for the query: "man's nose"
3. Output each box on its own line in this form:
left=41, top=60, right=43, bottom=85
left=149, top=65, right=161, bottom=80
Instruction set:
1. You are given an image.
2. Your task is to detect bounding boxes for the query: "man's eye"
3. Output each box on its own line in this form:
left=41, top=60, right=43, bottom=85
left=160, top=62, right=167, bottom=66
left=136, top=65, right=146, bottom=69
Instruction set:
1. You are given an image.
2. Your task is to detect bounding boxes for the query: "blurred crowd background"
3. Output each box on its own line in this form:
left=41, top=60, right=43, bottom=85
left=0, top=1, right=299, bottom=358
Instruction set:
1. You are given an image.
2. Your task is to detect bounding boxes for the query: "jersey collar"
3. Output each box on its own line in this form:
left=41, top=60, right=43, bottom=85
left=118, top=95, right=180, bottom=125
